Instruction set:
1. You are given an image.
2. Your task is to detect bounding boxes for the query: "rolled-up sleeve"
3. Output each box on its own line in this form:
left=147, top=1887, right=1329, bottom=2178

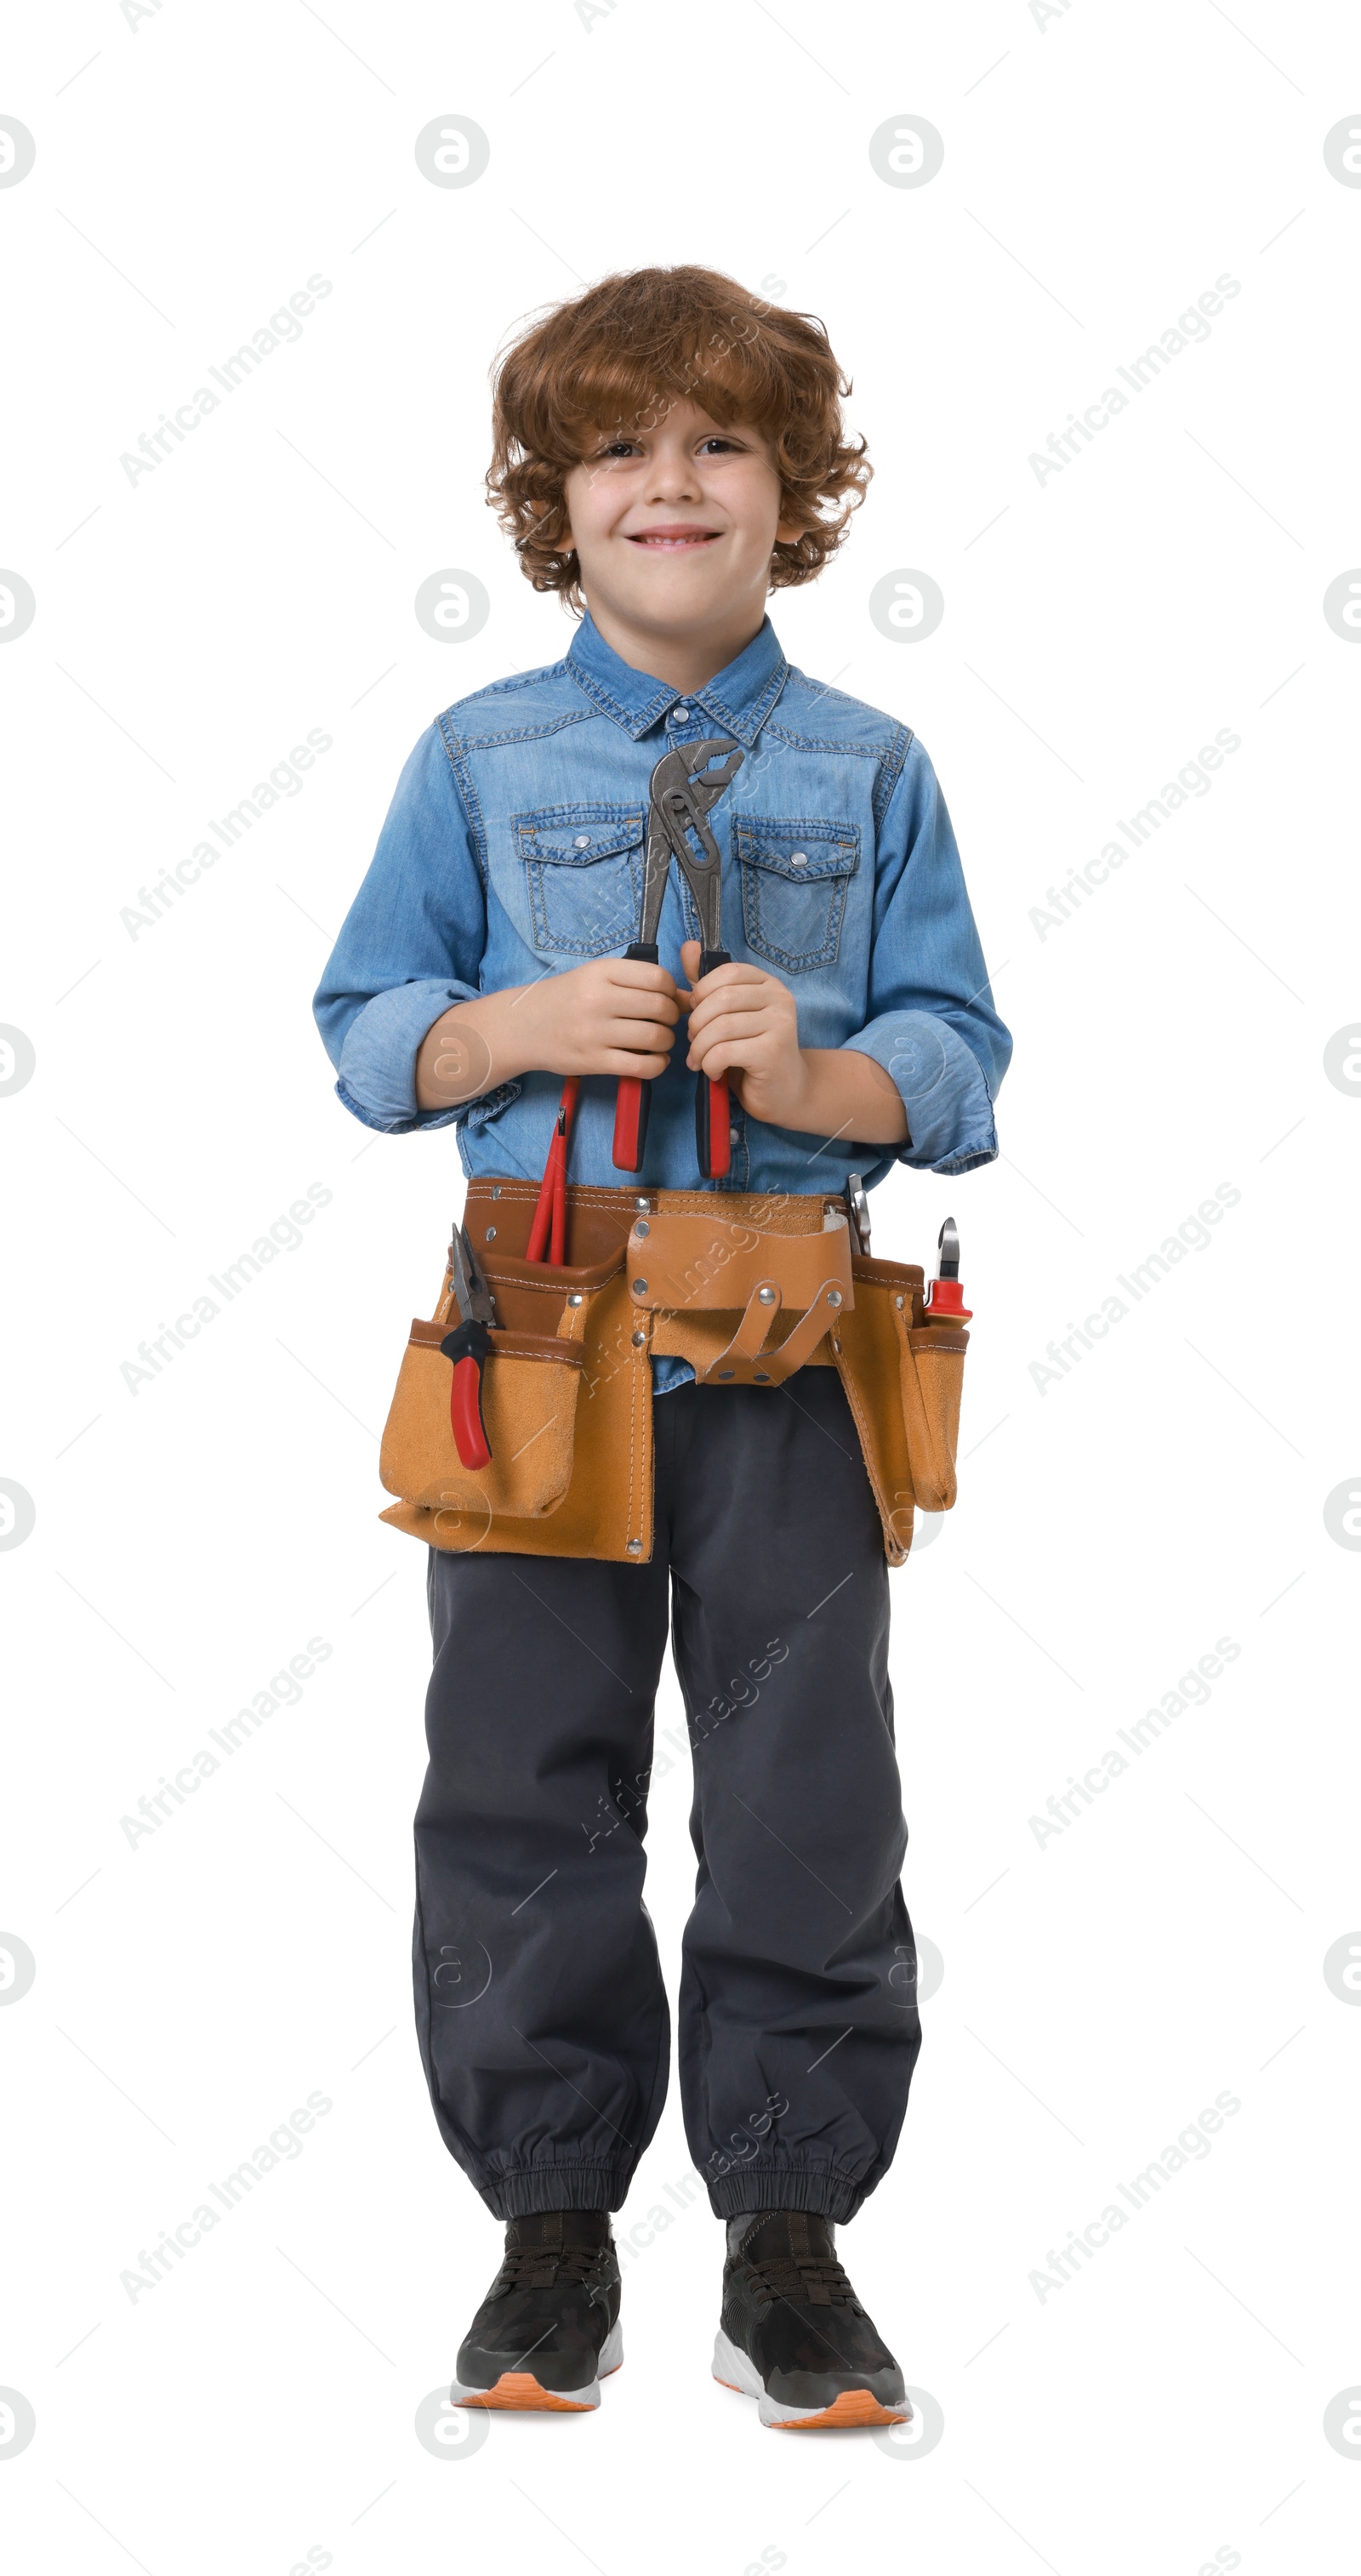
left=841, top=738, right=1011, bottom=1175
left=312, top=725, right=511, bottom=1135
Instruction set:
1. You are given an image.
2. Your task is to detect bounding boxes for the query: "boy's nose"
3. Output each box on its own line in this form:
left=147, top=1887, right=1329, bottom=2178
left=644, top=459, right=701, bottom=504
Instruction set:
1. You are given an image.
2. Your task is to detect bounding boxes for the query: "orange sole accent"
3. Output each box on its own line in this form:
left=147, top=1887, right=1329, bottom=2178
left=771, top=2391, right=909, bottom=2431
left=457, top=2373, right=596, bottom=2413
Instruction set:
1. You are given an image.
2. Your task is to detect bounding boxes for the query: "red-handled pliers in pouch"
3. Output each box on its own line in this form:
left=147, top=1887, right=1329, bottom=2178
left=612, top=736, right=745, bottom=1180
left=440, top=1226, right=498, bottom=1469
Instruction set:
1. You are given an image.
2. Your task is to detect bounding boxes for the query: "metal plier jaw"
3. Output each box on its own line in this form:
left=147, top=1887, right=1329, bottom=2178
left=642, top=738, right=745, bottom=956
left=612, top=734, right=745, bottom=1178
left=843, top=1171, right=872, bottom=1254
left=447, top=1225, right=496, bottom=1325
left=924, top=1216, right=971, bottom=1320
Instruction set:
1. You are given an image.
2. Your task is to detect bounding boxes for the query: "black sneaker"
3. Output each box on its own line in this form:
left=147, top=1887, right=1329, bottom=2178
left=451, top=2210, right=622, bottom=2413
left=714, top=2211, right=911, bottom=2430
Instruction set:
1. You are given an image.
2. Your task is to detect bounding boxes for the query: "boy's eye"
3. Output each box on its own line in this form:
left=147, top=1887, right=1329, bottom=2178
left=698, top=437, right=742, bottom=454
left=598, top=441, right=641, bottom=459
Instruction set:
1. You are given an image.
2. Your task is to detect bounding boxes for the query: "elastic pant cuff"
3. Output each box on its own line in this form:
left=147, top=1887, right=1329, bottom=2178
left=708, top=2164, right=868, bottom=2226
left=477, top=2162, right=633, bottom=2220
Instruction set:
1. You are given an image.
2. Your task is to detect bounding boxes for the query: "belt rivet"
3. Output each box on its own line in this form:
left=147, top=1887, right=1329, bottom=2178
left=895, top=1295, right=904, bottom=1309
left=632, top=1278, right=648, bottom=1295
left=631, top=1329, right=646, bottom=1346
left=758, top=1285, right=776, bottom=1304
left=827, top=1288, right=842, bottom=1306
left=626, top=1538, right=643, bottom=1554
left=718, top=1368, right=735, bottom=1380
left=635, top=1196, right=651, bottom=1211
left=634, top=1219, right=650, bottom=1238
left=485, top=1226, right=497, bottom=1241
left=754, top=1371, right=770, bottom=1382
left=567, top=1292, right=584, bottom=1306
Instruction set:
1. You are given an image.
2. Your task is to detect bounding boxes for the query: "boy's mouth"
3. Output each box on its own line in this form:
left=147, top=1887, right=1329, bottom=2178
left=625, top=525, right=721, bottom=550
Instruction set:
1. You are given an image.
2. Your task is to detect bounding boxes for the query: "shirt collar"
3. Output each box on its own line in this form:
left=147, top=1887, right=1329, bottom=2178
left=566, top=609, right=789, bottom=747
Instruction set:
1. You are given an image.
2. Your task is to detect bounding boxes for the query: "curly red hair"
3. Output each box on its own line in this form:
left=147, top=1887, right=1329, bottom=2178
left=487, top=265, right=870, bottom=608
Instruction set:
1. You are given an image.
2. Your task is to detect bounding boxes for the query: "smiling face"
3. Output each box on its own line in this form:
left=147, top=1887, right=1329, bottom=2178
left=559, top=398, right=800, bottom=688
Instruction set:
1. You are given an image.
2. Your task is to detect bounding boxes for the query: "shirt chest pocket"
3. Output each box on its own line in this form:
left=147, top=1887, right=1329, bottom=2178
left=733, top=818, right=860, bottom=973
left=513, top=805, right=646, bottom=958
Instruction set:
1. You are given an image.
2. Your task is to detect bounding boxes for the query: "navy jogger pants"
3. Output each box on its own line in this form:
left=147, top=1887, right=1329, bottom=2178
left=413, top=1372, right=922, bottom=2224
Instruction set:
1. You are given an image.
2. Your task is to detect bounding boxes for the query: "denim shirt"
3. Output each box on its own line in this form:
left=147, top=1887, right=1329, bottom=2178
left=314, top=613, right=1011, bottom=1202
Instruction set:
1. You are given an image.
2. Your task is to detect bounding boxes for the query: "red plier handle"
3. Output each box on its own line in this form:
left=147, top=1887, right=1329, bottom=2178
left=693, top=946, right=732, bottom=1180
left=440, top=1318, right=494, bottom=1469
left=526, top=1076, right=580, bottom=1265
left=613, top=945, right=732, bottom=1178
left=611, top=944, right=660, bottom=1171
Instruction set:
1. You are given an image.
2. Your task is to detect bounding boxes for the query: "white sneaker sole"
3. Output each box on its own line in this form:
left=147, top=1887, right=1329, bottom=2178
left=452, top=2317, right=624, bottom=2412
left=712, top=2327, right=911, bottom=2431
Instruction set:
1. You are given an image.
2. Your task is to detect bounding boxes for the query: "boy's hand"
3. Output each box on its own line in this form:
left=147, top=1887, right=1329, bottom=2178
left=415, top=957, right=680, bottom=1110
left=418, top=949, right=907, bottom=1145
left=524, top=955, right=681, bottom=1077
left=680, top=940, right=811, bottom=1129
left=679, top=939, right=909, bottom=1146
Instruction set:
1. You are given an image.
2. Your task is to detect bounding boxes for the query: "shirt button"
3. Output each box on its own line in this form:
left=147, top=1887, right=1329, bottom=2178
left=673, top=705, right=691, bottom=721
left=573, top=833, right=591, bottom=847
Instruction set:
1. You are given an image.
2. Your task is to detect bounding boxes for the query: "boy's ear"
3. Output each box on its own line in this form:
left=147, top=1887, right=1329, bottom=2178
left=774, top=515, right=801, bottom=547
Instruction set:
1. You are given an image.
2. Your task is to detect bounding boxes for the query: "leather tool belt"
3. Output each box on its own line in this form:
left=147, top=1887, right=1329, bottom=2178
left=378, top=1181, right=969, bottom=1567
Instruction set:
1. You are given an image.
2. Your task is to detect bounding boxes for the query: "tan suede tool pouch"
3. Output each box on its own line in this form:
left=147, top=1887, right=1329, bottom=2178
left=379, top=1314, right=586, bottom=1523
left=621, top=1205, right=968, bottom=1559
left=830, top=1260, right=970, bottom=1563
left=377, top=1182, right=968, bottom=1566
left=623, top=1200, right=857, bottom=1386
left=379, top=1181, right=653, bottom=1562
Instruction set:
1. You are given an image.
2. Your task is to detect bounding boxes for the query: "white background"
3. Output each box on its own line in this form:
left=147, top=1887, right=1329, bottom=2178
left=2, top=2, right=1358, bottom=2569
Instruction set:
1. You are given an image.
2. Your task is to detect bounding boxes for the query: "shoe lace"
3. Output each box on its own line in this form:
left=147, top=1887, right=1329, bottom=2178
left=494, top=2240, right=611, bottom=2293
left=743, top=2249, right=857, bottom=2309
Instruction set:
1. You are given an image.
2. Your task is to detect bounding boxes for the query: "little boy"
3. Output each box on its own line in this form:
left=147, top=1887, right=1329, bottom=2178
left=315, top=267, right=1010, bottom=2430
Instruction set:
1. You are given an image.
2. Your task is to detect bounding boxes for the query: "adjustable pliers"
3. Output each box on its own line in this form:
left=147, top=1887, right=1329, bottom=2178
left=611, top=735, right=745, bottom=1181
